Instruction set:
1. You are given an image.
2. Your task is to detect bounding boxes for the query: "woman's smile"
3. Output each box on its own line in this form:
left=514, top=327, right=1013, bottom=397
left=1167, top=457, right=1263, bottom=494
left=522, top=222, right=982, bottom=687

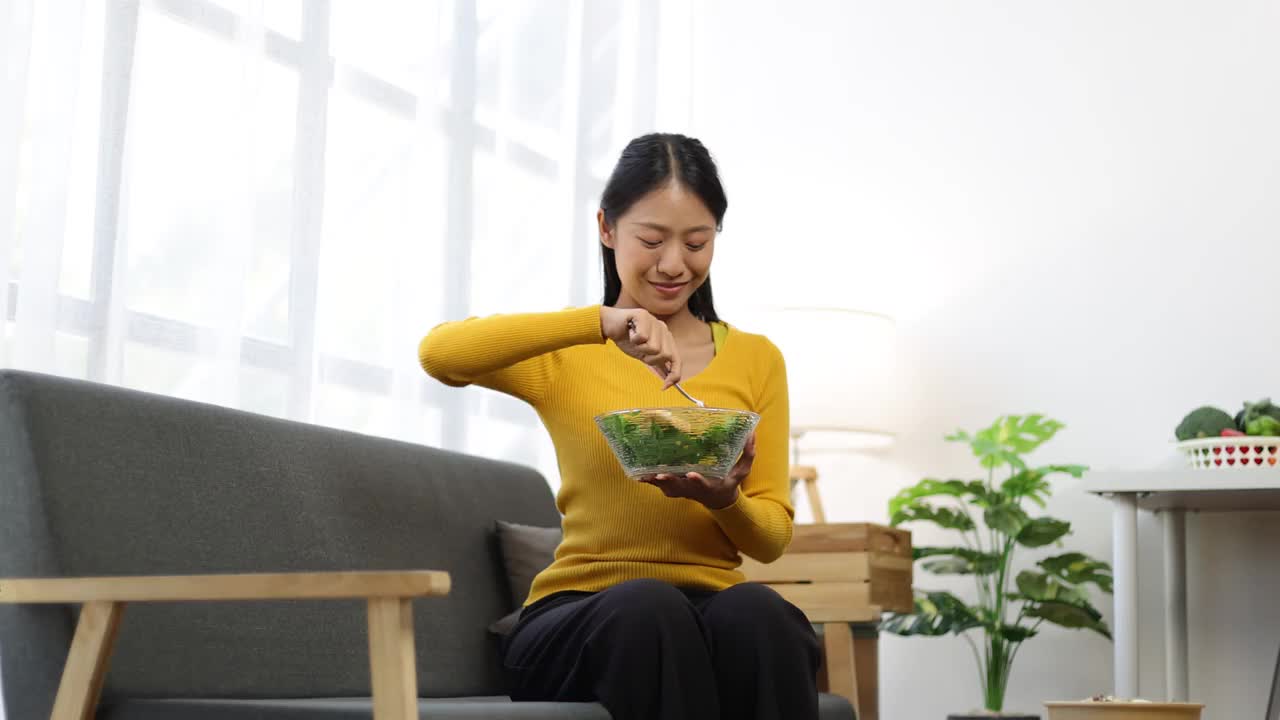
left=650, top=280, right=689, bottom=297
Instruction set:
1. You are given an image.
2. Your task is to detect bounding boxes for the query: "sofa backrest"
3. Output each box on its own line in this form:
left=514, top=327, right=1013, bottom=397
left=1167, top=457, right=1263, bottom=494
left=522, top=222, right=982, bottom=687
left=0, top=370, right=561, bottom=718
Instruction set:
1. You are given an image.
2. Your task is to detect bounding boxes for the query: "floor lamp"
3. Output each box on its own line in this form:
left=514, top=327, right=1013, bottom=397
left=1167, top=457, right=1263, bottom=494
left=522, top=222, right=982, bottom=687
left=756, top=307, right=897, bottom=524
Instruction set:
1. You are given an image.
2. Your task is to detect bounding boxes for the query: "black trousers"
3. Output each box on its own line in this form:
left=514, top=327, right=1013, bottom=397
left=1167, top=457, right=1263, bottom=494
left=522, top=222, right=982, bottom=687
left=501, top=578, right=822, bottom=720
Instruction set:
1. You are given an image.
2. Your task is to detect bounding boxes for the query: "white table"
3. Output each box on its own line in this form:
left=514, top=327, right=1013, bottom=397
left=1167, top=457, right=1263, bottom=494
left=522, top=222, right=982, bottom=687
left=1084, top=467, right=1280, bottom=701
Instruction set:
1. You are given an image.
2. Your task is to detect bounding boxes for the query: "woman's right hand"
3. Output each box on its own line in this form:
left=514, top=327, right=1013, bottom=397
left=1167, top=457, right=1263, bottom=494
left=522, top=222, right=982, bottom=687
left=600, top=306, right=682, bottom=388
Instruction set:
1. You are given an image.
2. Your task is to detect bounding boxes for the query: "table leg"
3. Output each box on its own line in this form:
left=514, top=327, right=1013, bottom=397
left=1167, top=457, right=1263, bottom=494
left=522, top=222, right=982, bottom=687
left=1113, top=492, right=1139, bottom=698
left=819, top=622, right=858, bottom=713
left=852, top=625, right=880, bottom=720
left=1161, top=508, right=1189, bottom=701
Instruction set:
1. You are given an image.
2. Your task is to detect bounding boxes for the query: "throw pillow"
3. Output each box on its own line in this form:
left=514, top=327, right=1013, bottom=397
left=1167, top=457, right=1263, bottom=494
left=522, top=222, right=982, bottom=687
left=488, top=519, right=562, bottom=635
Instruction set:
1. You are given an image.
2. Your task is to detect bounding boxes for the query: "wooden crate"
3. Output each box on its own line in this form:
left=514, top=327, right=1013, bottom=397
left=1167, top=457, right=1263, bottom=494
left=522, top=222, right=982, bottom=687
left=765, top=582, right=879, bottom=622
left=741, top=523, right=914, bottom=614
left=742, top=551, right=913, bottom=613
left=740, top=522, right=913, bottom=720
left=788, top=523, right=912, bottom=557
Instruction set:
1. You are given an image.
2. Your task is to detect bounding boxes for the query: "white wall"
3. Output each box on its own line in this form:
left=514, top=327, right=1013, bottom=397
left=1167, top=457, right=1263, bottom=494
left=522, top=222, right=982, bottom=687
left=687, top=1, right=1280, bottom=717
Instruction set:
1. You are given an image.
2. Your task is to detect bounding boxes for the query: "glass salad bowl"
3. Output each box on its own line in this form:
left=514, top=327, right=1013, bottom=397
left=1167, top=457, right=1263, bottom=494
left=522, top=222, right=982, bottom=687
left=594, top=406, right=760, bottom=480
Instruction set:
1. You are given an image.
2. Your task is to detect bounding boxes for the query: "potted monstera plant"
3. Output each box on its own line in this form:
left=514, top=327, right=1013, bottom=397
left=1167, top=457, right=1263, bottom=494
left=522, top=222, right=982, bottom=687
left=881, top=414, right=1113, bottom=719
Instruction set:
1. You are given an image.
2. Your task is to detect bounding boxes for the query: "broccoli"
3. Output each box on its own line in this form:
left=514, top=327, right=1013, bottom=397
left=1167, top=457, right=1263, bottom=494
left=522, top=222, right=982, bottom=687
left=1174, top=406, right=1236, bottom=441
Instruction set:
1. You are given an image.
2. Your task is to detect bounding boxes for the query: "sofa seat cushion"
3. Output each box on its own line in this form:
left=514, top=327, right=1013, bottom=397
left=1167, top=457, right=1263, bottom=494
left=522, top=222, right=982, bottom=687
left=98, top=693, right=856, bottom=719
left=99, top=696, right=611, bottom=720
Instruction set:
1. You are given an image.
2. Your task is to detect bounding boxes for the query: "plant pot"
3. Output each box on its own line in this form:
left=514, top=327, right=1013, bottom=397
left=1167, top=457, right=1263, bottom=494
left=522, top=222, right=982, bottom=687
left=947, top=714, right=1038, bottom=720
left=1044, top=701, right=1204, bottom=720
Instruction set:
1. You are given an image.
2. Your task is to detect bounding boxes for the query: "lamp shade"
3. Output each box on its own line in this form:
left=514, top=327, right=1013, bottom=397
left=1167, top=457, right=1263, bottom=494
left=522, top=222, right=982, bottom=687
left=751, top=307, right=896, bottom=452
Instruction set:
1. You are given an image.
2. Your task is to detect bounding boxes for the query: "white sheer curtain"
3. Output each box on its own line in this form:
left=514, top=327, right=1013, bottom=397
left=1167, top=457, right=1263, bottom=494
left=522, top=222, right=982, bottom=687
left=1, top=0, right=692, bottom=499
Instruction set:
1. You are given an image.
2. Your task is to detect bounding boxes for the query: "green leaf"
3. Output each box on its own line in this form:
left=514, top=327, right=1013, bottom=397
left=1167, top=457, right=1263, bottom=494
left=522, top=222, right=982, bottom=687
left=1001, top=464, right=1088, bottom=508
left=971, top=436, right=1028, bottom=470
left=879, top=611, right=942, bottom=637
left=1014, top=570, right=1088, bottom=605
left=880, top=590, right=983, bottom=637
left=990, top=414, right=1065, bottom=454
left=1000, top=469, right=1052, bottom=507
left=1015, top=570, right=1050, bottom=598
left=888, top=478, right=993, bottom=518
left=947, top=429, right=1023, bottom=470
left=1039, top=553, right=1114, bottom=594
left=1017, top=517, right=1071, bottom=547
left=1000, top=624, right=1039, bottom=642
left=1025, top=599, right=1112, bottom=639
left=984, top=503, right=1030, bottom=538
left=915, top=546, right=1002, bottom=575
left=914, top=545, right=998, bottom=562
left=921, top=557, right=978, bottom=574
left=891, top=503, right=975, bottom=531
left=958, top=414, right=1066, bottom=470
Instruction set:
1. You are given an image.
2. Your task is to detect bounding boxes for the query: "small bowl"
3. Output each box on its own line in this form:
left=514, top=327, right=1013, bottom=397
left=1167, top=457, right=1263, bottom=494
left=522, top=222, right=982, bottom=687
left=594, top=406, right=760, bottom=480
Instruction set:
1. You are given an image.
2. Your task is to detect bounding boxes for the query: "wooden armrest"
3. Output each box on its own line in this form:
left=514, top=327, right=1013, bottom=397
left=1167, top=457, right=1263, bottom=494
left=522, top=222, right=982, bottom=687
left=0, top=570, right=450, bottom=604
left=3, top=570, right=448, bottom=719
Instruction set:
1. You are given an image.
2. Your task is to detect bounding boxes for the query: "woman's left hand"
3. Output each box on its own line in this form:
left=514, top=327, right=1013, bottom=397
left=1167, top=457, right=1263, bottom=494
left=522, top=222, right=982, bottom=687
left=640, top=433, right=756, bottom=509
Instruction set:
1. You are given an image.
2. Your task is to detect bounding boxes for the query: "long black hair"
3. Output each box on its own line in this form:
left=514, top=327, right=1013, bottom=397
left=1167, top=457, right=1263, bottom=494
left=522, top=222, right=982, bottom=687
left=599, top=133, right=727, bottom=322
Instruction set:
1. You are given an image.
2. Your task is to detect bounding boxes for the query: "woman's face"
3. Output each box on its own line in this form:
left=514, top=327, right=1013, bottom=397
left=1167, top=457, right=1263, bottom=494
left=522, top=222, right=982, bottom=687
left=599, top=181, right=717, bottom=319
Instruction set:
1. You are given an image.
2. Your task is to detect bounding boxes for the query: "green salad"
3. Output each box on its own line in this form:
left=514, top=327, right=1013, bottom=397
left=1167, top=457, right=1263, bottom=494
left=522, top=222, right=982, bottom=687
left=597, top=409, right=755, bottom=468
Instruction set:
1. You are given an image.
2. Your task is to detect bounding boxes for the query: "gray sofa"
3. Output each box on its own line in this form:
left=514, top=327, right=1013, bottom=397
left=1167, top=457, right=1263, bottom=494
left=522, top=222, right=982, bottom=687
left=0, top=369, right=855, bottom=719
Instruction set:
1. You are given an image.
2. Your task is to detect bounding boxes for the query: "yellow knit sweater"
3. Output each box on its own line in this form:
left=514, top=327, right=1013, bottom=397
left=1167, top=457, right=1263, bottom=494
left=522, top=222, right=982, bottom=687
left=418, top=305, right=793, bottom=606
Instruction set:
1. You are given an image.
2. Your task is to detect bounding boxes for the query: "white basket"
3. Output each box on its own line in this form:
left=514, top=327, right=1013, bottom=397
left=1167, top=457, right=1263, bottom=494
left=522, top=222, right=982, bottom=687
left=1177, top=436, right=1280, bottom=469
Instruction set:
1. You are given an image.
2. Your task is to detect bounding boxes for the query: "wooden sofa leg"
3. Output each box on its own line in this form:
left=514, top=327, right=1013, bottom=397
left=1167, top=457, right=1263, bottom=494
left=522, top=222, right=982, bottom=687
left=368, top=598, right=418, bottom=720
left=51, top=601, right=124, bottom=720
left=820, top=622, right=860, bottom=717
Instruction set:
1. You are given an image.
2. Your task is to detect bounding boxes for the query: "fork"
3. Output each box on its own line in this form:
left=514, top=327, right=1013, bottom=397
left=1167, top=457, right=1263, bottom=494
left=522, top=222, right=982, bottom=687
left=673, top=382, right=706, bottom=408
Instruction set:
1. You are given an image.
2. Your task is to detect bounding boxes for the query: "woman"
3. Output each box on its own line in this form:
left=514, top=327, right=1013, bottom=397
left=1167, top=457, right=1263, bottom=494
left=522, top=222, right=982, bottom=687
left=419, top=133, right=819, bottom=720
